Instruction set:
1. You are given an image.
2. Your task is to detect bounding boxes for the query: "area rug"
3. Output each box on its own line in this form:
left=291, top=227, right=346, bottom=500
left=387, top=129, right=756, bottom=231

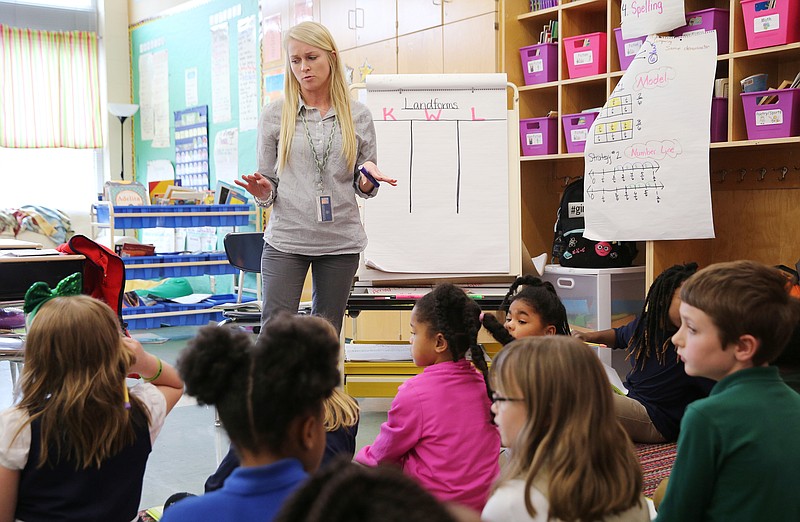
left=635, top=442, right=677, bottom=498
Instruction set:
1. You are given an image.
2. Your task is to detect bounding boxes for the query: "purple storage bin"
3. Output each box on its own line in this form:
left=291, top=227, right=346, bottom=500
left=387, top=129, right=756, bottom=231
left=613, top=28, right=646, bottom=71
left=519, top=43, right=557, bottom=85
left=519, top=117, right=557, bottom=156
left=561, top=111, right=600, bottom=154
left=672, top=8, right=729, bottom=54
left=741, top=88, right=800, bottom=139
left=711, top=97, right=728, bottom=142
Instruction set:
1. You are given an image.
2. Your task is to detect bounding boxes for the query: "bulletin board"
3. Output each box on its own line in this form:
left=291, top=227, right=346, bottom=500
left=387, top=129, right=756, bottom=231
left=129, top=0, right=260, bottom=186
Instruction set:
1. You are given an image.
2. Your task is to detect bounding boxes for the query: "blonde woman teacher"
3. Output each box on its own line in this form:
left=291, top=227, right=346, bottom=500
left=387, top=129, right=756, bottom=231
left=235, top=22, right=396, bottom=336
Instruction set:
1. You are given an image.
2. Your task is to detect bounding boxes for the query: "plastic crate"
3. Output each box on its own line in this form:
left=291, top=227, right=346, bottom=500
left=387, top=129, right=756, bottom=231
left=741, top=0, right=800, bottom=50
left=205, top=253, right=238, bottom=275
left=672, top=8, right=730, bottom=54
left=204, top=294, right=257, bottom=306
left=122, top=255, right=163, bottom=279
left=158, top=253, right=206, bottom=277
left=519, top=43, right=558, bottom=85
left=563, top=32, right=607, bottom=79
left=122, top=303, right=165, bottom=330
left=613, top=28, right=646, bottom=71
left=519, top=117, right=558, bottom=156
left=741, top=88, right=800, bottom=139
left=561, top=111, right=600, bottom=154
left=209, top=204, right=251, bottom=226
left=711, top=97, right=728, bottom=142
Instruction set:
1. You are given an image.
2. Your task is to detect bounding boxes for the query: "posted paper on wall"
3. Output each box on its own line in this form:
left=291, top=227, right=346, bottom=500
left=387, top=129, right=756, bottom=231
left=621, top=0, right=685, bottom=39
left=211, top=23, right=232, bottom=124
left=583, top=33, right=716, bottom=241
left=237, top=16, right=259, bottom=131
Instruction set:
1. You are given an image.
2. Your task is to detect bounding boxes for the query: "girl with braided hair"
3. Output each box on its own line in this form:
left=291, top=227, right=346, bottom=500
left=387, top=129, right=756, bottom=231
left=355, top=283, right=500, bottom=513
left=481, top=275, right=571, bottom=346
left=575, top=262, right=714, bottom=443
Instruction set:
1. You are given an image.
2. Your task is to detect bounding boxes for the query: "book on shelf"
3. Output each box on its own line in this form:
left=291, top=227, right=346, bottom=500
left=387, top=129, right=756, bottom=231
left=758, top=79, right=793, bottom=105
left=104, top=181, right=148, bottom=206
left=215, top=180, right=251, bottom=205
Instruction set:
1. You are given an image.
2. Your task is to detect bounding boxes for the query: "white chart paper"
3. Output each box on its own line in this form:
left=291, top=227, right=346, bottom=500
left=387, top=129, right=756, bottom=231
left=583, top=33, right=717, bottom=242
left=237, top=16, right=259, bottom=131
left=621, top=0, right=686, bottom=39
left=211, top=23, right=232, bottom=124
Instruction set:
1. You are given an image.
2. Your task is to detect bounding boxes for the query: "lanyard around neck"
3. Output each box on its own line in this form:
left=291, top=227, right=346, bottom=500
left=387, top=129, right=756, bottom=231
left=301, top=108, right=337, bottom=193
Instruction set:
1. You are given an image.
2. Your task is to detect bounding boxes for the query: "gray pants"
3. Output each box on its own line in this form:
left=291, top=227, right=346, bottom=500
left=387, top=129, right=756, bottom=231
left=260, top=242, right=359, bottom=336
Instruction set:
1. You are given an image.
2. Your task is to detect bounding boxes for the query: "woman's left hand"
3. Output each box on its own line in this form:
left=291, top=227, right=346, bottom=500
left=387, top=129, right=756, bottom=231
left=359, top=161, right=397, bottom=189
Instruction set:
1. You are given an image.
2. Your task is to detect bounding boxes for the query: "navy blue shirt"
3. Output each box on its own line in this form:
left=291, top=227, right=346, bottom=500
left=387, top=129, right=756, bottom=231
left=615, top=318, right=715, bottom=441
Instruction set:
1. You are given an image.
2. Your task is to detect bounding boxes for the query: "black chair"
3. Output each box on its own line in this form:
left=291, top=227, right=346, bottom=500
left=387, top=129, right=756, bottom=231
left=217, top=232, right=264, bottom=332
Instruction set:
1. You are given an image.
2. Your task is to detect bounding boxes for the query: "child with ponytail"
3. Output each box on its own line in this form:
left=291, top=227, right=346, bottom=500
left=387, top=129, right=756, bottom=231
left=481, top=275, right=571, bottom=346
left=355, top=283, right=500, bottom=512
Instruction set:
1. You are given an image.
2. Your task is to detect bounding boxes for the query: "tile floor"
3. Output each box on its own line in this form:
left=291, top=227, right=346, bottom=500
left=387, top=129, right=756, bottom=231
left=0, top=325, right=390, bottom=511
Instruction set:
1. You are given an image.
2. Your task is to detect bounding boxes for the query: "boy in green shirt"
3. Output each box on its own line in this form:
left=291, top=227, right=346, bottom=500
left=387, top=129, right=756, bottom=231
left=655, top=260, right=800, bottom=522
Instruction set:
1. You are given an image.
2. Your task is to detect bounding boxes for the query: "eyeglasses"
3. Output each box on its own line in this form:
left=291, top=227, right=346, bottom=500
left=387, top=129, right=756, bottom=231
left=491, top=392, right=524, bottom=404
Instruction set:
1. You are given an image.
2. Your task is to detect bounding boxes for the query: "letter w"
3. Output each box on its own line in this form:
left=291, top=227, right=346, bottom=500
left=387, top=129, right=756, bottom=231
left=424, top=109, right=442, bottom=121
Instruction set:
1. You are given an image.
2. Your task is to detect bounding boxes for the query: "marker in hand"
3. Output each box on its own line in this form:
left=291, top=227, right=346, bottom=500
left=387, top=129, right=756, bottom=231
left=359, top=164, right=380, bottom=188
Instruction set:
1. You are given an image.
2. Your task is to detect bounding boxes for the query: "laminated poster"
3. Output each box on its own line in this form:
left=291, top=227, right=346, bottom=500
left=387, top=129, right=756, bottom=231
left=582, top=32, right=717, bottom=242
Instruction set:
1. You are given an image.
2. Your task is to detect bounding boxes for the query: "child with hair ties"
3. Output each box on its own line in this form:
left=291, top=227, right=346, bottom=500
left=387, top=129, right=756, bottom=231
left=355, top=283, right=500, bottom=512
left=0, top=290, right=184, bottom=522
left=483, top=336, right=650, bottom=522
left=575, top=262, right=714, bottom=443
left=481, top=275, right=571, bottom=346
left=161, top=312, right=340, bottom=522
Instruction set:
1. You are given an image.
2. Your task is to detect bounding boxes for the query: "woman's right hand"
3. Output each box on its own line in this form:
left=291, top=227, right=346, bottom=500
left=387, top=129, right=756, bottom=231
left=234, top=172, right=274, bottom=200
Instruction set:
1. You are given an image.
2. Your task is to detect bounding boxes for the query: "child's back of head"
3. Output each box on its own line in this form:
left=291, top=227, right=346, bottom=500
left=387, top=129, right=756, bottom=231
left=178, top=312, right=340, bottom=464
left=681, top=260, right=800, bottom=365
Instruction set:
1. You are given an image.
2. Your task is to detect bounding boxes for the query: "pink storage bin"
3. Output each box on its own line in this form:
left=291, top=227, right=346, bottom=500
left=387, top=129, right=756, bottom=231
left=519, top=117, right=558, bottom=156
left=519, top=43, right=558, bottom=85
left=741, top=88, right=800, bottom=139
left=563, top=33, right=607, bottom=79
left=561, top=111, right=600, bottom=154
left=614, top=28, right=646, bottom=70
left=672, top=8, right=730, bottom=54
left=711, top=97, right=728, bottom=142
left=741, top=0, right=800, bottom=50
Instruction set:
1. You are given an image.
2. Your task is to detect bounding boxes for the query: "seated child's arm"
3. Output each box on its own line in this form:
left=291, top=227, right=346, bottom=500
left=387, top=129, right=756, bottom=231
left=0, top=465, right=19, bottom=522
left=655, top=407, right=717, bottom=522
left=573, top=328, right=617, bottom=348
left=354, top=387, right=422, bottom=467
left=125, top=337, right=184, bottom=413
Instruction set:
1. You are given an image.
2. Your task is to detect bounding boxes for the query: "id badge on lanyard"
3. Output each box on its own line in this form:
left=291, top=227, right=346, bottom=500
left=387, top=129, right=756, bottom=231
left=317, top=194, right=334, bottom=222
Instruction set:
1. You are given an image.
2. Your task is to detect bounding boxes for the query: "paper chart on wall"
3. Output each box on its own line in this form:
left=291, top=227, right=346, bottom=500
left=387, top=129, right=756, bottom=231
left=237, top=15, right=259, bottom=132
left=362, top=74, right=509, bottom=274
left=582, top=32, right=716, bottom=242
left=210, top=23, right=232, bottom=124
left=620, top=0, right=685, bottom=39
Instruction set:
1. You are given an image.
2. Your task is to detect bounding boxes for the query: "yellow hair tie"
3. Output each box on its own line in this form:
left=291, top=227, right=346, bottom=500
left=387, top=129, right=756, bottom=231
left=143, top=357, right=163, bottom=383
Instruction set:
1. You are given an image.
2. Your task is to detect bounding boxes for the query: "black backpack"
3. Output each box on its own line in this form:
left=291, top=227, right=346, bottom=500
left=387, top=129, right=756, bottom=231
left=552, top=177, right=638, bottom=268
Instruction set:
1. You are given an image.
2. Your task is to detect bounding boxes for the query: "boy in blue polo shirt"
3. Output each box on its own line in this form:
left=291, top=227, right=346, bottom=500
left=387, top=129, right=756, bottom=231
left=656, top=260, right=800, bottom=521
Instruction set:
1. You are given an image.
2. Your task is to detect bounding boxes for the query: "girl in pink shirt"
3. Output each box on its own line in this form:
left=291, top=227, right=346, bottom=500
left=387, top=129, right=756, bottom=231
left=355, top=283, right=500, bottom=512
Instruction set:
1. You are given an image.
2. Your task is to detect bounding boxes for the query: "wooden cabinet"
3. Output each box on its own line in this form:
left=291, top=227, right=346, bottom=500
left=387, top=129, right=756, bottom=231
left=397, top=0, right=497, bottom=36
left=320, top=0, right=396, bottom=51
left=341, top=38, right=398, bottom=83
left=397, top=26, right=443, bottom=74
left=443, top=0, right=496, bottom=24
left=503, top=0, right=800, bottom=284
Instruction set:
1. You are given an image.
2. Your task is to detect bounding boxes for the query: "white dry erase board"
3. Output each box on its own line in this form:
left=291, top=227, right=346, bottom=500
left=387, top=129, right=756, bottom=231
left=356, top=74, right=521, bottom=281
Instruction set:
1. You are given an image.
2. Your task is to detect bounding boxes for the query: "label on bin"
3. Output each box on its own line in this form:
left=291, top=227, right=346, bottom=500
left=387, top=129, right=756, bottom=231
left=527, top=59, right=544, bottom=73
left=624, top=40, right=643, bottom=57
left=755, top=109, right=783, bottom=126
left=526, top=132, right=543, bottom=146
left=754, top=15, right=779, bottom=33
left=571, top=128, right=589, bottom=143
left=573, top=50, right=594, bottom=65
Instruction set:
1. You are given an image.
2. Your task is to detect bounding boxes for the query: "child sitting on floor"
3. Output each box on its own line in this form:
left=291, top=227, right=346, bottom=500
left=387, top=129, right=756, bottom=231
left=656, top=260, right=800, bottom=521
left=355, top=283, right=500, bottom=512
left=575, top=263, right=714, bottom=443
left=161, top=313, right=340, bottom=522
left=481, top=275, right=570, bottom=346
left=0, top=285, right=183, bottom=522
left=483, top=336, right=649, bottom=522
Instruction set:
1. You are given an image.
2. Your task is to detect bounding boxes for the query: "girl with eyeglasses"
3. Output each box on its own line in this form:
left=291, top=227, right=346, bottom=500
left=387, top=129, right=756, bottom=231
left=483, top=336, right=650, bottom=522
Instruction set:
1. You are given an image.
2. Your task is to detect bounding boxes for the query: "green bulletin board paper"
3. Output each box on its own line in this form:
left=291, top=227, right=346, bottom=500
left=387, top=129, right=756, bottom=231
left=129, top=0, right=259, bottom=185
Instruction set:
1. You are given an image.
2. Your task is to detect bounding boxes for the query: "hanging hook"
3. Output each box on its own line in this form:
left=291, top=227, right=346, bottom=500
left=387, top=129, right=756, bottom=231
left=561, top=175, right=572, bottom=187
left=738, top=168, right=747, bottom=182
left=719, top=169, right=728, bottom=183
left=756, top=167, right=767, bottom=181
left=775, top=166, right=789, bottom=181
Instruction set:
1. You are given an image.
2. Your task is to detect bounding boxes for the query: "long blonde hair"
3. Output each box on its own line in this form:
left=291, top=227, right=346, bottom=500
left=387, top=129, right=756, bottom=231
left=323, top=388, right=359, bottom=431
left=14, top=296, right=148, bottom=468
left=491, top=337, right=643, bottom=521
left=279, top=21, right=357, bottom=172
